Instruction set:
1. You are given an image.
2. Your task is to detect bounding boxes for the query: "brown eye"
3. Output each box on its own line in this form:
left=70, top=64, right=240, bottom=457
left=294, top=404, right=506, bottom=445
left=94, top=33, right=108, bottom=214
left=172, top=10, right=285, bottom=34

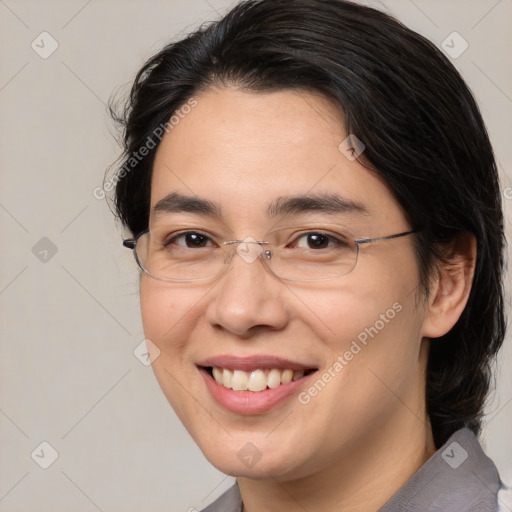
left=166, top=232, right=213, bottom=248
left=304, top=233, right=329, bottom=249
left=293, top=232, right=345, bottom=250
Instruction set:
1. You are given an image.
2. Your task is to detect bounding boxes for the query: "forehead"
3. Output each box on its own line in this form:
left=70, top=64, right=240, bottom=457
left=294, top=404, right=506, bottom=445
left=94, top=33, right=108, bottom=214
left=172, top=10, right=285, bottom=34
left=150, top=87, right=405, bottom=228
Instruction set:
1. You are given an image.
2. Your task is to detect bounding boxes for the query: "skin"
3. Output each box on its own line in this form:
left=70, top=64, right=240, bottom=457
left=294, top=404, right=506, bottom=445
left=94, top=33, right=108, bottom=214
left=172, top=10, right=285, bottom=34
left=140, top=87, right=475, bottom=511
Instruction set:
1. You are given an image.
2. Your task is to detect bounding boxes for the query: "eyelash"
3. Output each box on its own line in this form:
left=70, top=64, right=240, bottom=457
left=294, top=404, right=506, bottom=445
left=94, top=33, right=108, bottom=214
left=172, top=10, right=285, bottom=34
left=164, top=231, right=214, bottom=248
left=163, top=230, right=347, bottom=249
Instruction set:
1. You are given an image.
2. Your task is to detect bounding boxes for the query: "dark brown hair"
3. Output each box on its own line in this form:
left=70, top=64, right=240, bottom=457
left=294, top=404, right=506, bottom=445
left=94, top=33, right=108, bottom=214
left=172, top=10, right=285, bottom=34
left=108, top=0, right=506, bottom=447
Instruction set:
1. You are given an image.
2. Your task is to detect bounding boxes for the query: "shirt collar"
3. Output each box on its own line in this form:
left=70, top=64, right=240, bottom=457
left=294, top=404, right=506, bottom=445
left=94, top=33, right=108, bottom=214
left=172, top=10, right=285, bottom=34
left=379, top=427, right=501, bottom=511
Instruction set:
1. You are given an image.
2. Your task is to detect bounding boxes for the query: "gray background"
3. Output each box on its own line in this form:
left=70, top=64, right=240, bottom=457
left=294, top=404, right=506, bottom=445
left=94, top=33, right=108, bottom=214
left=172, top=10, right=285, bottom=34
left=0, top=0, right=511, bottom=510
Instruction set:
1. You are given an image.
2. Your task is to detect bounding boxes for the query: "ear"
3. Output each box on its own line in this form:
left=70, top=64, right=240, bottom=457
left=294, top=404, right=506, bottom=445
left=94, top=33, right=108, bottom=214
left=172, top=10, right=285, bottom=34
left=421, top=233, right=477, bottom=339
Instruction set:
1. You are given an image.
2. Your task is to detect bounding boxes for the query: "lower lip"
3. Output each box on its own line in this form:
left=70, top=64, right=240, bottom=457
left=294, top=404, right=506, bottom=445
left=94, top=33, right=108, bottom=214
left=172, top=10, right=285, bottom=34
left=199, top=368, right=314, bottom=414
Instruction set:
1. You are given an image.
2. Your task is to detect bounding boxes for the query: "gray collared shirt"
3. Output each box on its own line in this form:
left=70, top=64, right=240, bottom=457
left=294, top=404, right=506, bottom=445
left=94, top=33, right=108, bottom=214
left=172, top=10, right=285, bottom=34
left=201, top=428, right=505, bottom=511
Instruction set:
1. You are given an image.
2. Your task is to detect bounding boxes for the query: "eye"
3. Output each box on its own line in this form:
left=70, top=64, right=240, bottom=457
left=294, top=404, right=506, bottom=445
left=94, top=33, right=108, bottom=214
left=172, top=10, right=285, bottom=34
left=291, top=232, right=345, bottom=250
left=165, top=231, right=214, bottom=248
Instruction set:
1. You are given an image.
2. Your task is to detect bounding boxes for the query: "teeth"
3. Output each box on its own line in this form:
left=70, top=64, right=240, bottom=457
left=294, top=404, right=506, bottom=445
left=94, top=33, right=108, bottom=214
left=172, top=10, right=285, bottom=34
left=292, top=370, right=304, bottom=381
left=222, top=368, right=233, bottom=388
left=212, top=367, right=222, bottom=382
left=210, top=367, right=308, bottom=392
left=231, top=370, right=248, bottom=390
left=281, top=369, right=293, bottom=384
left=248, top=370, right=267, bottom=392
left=267, top=368, right=281, bottom=389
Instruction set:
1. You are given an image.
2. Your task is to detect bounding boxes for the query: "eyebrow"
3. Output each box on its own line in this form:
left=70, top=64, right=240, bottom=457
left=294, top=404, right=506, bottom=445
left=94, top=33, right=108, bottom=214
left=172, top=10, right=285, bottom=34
left=153, top=192, right=222, bottom=218
left=152, top=191, right=369, bottom=219
left=267, top=193, right=369, bottom=218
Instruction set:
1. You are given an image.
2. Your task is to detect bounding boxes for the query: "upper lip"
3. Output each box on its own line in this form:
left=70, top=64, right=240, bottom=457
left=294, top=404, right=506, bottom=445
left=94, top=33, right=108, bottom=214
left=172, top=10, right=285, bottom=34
left=197, top=355, right=317, bottom=372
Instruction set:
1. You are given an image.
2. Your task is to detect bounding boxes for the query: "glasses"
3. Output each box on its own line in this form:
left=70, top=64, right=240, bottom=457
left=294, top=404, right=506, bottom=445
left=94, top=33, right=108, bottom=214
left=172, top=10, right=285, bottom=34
left=123, top=225, right=419, bottom=283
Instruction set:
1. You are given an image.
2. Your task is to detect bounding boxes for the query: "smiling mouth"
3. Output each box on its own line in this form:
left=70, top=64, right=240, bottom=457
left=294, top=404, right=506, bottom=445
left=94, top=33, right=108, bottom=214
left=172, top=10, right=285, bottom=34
left=202, top=366, right=317, bottom=392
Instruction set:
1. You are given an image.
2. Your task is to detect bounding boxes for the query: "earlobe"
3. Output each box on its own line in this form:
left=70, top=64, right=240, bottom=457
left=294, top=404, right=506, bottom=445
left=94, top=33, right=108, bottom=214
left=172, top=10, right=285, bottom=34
left=421, top=234, right=477, bottom=339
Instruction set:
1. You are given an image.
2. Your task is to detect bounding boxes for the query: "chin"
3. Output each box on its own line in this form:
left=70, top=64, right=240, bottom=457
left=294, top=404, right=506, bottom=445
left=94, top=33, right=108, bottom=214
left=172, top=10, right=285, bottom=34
left=198, top=440, right=309, bottom=481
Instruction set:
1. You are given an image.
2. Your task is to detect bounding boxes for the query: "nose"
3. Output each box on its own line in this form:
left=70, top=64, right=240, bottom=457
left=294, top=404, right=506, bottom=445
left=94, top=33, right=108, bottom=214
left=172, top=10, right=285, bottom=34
left=205, top=244, right=289, bottom=338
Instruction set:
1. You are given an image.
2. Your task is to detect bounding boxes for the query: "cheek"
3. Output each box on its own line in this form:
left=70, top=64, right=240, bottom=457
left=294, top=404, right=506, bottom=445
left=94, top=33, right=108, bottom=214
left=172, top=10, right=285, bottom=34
left=140, top=278, right=202, bottom=345
left=140, top=280, right=175, bottom=342
left=291, top=278, right=408, bottom=350
left=293, top=297, right=424, bottom=456
left=139, top=279, right=202, bottom=422
left=294, top=262, right=424, bottom=415
left=139, top=278, right=204, bottom=396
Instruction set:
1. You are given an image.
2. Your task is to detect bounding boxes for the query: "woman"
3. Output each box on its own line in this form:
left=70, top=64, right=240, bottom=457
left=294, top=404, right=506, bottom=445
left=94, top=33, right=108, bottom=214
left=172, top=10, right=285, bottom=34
left=108, top=0, right=508, bottom=509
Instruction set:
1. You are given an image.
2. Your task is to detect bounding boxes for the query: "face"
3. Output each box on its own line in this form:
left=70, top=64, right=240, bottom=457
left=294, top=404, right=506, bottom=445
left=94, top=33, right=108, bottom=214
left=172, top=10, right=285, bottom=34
left=141, top=87, right=429, bottom=481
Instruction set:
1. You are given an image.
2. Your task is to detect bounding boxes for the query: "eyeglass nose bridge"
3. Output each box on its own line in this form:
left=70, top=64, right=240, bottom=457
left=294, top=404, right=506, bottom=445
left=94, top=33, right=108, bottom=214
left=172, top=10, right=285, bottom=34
left=223, top=238, right=272, bottom=266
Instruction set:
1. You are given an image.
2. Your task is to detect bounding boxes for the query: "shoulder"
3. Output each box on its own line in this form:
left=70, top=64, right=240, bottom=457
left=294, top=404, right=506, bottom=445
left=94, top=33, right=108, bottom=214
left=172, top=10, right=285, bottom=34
left=498, top=481, right=512, bottom=512
left=200, top=483, right=243, bottom=512
left=380, top=428, right=503, bottom=511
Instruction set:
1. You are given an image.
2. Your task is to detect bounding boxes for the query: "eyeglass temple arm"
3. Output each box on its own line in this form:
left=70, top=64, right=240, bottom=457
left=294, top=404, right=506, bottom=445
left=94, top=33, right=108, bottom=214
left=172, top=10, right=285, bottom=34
left=355, top=229, right=420, bottom=245
left=123, top=239, right=136, bottom=249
